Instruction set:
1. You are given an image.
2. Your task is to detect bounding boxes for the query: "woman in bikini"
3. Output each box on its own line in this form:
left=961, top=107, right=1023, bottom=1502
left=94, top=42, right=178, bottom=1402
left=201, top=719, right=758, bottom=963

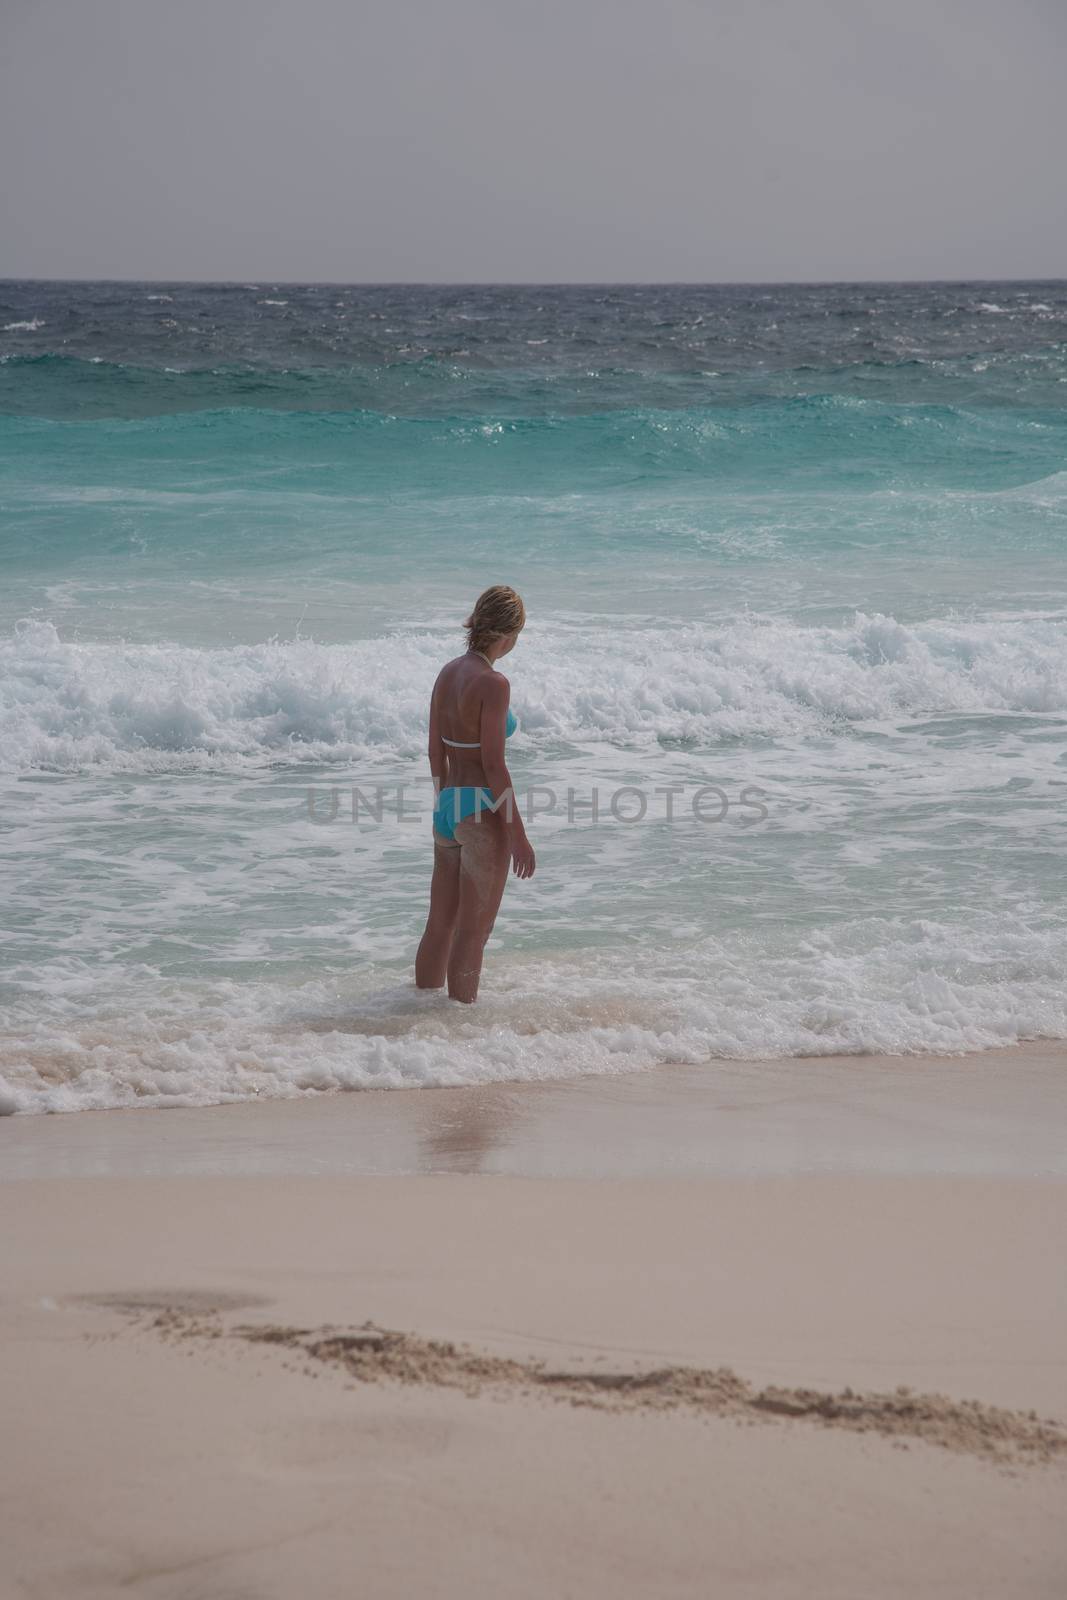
left=415, top=586, right=536, bottom=1003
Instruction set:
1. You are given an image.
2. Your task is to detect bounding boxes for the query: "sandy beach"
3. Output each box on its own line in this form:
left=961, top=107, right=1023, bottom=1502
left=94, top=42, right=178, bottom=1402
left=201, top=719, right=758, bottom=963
left=3, top=1047, right=1066, bottom=1598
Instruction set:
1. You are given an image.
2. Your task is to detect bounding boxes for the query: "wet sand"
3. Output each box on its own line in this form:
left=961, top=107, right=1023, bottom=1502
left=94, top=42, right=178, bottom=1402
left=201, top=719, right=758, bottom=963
left=4, top=1040, right=1065, bottom=1179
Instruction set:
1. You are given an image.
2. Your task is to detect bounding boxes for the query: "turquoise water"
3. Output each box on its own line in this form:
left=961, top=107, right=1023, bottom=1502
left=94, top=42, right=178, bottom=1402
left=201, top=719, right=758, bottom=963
left=2, top=281, right=1066, bottom=1112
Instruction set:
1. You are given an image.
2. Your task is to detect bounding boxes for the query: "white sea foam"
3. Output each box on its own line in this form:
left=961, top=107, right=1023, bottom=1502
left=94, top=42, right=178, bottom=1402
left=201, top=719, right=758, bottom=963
left=5, top=612, right=1064, bottom=1115
left=3, top=318, right=45, bottom=331
left=3, top=614, right=1065, bottom=774
left=1, top=910, right=1064, bottom=1114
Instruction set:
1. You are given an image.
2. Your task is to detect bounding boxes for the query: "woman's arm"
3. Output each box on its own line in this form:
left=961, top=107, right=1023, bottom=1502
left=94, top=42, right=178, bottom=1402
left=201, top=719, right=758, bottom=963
left=427, top=679, right=447, bottom=796
left=480, top=675, right=536, bottom=878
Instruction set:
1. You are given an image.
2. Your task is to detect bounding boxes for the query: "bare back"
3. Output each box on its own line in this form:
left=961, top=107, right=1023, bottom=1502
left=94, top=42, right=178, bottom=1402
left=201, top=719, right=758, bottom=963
left=432, top=654, right=506, bottom=787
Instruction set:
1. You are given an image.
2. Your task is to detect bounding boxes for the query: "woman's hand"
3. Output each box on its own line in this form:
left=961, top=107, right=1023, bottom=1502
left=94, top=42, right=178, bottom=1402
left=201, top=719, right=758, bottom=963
left=511, top=836, right=536, bottom=879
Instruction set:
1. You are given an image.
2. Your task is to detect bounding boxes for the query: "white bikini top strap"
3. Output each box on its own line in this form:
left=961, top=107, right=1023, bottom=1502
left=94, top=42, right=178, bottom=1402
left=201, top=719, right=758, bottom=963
left=441, top=736, right=481, bottom=748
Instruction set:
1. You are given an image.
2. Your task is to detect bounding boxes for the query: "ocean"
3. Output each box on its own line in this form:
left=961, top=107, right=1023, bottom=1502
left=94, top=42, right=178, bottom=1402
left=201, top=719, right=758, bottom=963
left=2, top=280, right=1065, bottom=1114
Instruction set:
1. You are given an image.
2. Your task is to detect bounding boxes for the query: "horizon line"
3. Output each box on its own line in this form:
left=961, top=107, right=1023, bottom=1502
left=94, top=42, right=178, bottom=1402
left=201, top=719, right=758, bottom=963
left=2, top=274, right=1066, bottom=289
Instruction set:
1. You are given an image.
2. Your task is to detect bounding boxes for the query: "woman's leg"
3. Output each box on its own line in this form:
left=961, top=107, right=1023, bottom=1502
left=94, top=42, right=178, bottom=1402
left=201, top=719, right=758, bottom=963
left=447, top=812, right=510, bottom=1003
left=415, top=835, right=462, bottom=989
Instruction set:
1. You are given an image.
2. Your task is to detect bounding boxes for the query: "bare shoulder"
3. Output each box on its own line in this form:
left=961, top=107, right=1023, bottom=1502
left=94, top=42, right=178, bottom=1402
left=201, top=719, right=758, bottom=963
left=434, top=656, right=466, bottom=693
left=482, top=671, right=510, bottom=709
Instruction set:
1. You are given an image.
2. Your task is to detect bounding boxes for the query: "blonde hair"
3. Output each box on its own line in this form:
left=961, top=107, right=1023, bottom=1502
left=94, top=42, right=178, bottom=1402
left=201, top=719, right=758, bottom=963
left=465, top=585, right=525, bottom=654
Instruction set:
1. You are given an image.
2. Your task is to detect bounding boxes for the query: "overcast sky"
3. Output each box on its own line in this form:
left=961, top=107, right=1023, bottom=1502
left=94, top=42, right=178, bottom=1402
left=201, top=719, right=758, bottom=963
left=2, top=0, right=1064, bottom=282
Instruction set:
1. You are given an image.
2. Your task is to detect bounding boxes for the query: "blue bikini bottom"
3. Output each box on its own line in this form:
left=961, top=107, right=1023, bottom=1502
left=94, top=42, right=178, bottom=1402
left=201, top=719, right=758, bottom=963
left=432, top=786, right=495, bottom=842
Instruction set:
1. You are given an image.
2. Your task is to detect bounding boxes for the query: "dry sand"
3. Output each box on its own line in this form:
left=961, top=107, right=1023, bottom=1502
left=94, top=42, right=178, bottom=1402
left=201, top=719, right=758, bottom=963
left=2, top=1052, right=1066, bottom=1597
